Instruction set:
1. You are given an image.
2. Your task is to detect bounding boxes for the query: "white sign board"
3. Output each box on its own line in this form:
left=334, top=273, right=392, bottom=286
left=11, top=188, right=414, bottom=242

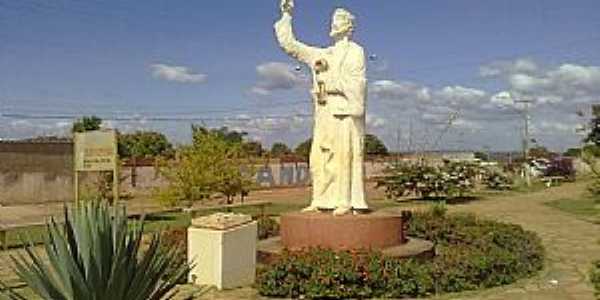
left=73, top=129, right=118, bottom=202
left=74, top=130, right=117, bottom=171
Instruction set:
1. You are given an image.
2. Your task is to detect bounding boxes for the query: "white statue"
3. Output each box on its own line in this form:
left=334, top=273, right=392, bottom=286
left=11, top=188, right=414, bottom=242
left=275, top=0, right=368, bottom=216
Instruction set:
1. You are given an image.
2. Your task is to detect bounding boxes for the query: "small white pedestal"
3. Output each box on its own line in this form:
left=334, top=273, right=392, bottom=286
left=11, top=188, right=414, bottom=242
left=187, top=213, right=257, bottom=290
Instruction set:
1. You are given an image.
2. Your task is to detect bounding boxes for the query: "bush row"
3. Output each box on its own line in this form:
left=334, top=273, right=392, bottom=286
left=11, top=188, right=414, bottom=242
left=591, top=260, right=600, bottom=299
left=257, top=211, right=544, bottom=299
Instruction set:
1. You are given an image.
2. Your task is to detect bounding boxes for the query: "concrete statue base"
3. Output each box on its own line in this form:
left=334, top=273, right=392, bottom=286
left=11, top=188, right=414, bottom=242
left=280, top=212, right=408, bottom=251
left=258, top=213, right=434, bottom=263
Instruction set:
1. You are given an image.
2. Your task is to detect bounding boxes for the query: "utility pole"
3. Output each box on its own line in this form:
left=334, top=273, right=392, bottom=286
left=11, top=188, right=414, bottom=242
left=408, top=117, right=413, bottom=155
left=395, top=127, right=401, bottom=165
left=515, top=99, right=533, bottom=186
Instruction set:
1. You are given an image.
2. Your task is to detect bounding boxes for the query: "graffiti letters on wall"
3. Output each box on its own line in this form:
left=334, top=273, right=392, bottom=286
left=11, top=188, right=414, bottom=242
left=256, top=162, right=310, bottom=187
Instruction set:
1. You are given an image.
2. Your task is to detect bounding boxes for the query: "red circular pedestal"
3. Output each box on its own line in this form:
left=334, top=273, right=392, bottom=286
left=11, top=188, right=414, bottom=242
left=281, top=212, right=406, bottom=251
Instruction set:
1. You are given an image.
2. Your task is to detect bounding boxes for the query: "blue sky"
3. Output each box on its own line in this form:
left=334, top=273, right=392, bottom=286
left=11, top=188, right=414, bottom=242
left=1, top=0, right=600, bottom=152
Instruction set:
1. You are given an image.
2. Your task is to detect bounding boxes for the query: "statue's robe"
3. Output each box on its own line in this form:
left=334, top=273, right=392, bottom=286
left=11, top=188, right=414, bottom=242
left=275, top=14, right=368, bottom=210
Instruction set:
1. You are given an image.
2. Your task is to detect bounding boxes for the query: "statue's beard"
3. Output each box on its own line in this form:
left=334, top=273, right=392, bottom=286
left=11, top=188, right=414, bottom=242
left=330, top=29, right=350, bottom=40
left=330, top=24, right=351, bottom=40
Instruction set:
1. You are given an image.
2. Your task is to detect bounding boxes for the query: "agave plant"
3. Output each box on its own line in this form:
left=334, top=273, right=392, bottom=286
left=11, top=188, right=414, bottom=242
left=0, top=202, right=190, bottom=300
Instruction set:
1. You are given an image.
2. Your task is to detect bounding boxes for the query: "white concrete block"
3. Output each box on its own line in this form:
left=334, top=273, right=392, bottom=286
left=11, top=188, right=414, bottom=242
left=187, top=219, right=257, bottom=290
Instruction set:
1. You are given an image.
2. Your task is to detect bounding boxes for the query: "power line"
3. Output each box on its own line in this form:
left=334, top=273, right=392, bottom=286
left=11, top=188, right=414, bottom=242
left=0, top=112, right=313, bottom=122
left=1, top=98, right=311, bottom=117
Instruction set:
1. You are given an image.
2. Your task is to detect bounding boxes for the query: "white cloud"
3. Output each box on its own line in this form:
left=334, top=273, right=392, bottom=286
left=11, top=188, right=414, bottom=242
left=480, top=58, right=539, bottom=78
left=150, top=63, right=207, bottom=83
left=0, top=118, right=71, bottom=139
left=488, top=59, right=600, bottom=107
left=370, top=80, right=431, bottom=102
left=453, top=119, right=483, bottom=130
left=490, top=91, right=515, bottom=107
left=433, top=86, right=487, bottom=107
left=537, top=120, right=574, bottom=134
left=508, top=73, right=549, bottom=92
left=224, top=114, right=309, bottom=134
left=249, top=62, right=307, bottom=96
left=366, top=114, right=387, bottom=129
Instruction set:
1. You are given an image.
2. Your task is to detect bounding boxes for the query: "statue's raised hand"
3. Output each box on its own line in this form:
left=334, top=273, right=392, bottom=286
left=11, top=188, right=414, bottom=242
left=280, top=0, right=294, bottom=15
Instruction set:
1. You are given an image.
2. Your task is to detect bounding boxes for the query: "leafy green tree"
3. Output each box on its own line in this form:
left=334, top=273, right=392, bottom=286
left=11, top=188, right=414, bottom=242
left=118, top=131, right=173, bottom=159
left=72, top=115, right=103, bottom=133
left=191, top=125, right=247, bottom=145
left=0, top=201, right=190, bottom=300
left=563, top=148, right=581, bottom=157
left=294, top=138, right=312, bottom=161
left=156, top=129, right=255, bottom=206
left=528, top=146, right=555, bottom=159
left=586, top=108, right=600, bottom=146
left=365, top=134, right=388, bottom=156
left=242, top=141, right=264, bottom=157
left=270, top=142, right=291, bottom=157
left=474, top=151, right=489, bottom=161
left=584, top=145, right=600, bottom=157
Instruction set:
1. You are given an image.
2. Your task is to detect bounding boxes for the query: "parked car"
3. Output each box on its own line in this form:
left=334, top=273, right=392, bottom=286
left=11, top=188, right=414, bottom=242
left=528, top=159, right=549, bottom=177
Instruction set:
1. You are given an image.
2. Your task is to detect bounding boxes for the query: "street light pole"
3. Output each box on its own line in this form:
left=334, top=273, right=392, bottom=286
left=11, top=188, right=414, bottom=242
left=515, top=99, right=533, bottom=186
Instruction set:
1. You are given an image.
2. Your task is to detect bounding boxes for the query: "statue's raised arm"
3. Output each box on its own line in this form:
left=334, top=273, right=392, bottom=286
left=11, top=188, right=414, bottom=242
left=274, top=0, right=322, bottom=65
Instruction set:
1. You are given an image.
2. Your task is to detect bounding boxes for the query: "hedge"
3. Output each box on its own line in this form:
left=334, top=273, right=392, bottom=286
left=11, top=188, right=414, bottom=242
left=257, top=211, right=544, bottom=299
left=591, top=260, right=600, bottom=299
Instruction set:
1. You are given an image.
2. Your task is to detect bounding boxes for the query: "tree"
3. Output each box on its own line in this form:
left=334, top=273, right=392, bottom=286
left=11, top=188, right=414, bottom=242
left=563, top=148, right=581, bottom=157
left=365, top=134, right=388, bottom=156
left=155, top=129, right=255, bottom=206
left=191, top=125, right=247, bottom=146
left=118, top=131, right=173, bottom=159
left=72, top=115, right=103, bottom=133
left=586, top=107, right=600, bottom=146
left=242, top=141, right=264, bottom=157
left=528, top=146, right=555, bottom=159
left=474, top=151, right=490, bottom=161
left=584, top=144, right=600, bottom=157
left=270, top=142, right=291, bottom=157
left=294, top=138, right=312, bottom=161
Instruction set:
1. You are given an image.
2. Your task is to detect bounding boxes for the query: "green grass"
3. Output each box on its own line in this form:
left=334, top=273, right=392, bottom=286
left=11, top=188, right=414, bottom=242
left=1, top=201, right=308, bottom=249
left=546, top=195, right=600, bottom=224
left=1, top=198, right=404, bottom=249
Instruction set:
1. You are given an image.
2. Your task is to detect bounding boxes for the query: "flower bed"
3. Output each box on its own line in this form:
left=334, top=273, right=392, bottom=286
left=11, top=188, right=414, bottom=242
left=257, top=211, right=544, bottom=299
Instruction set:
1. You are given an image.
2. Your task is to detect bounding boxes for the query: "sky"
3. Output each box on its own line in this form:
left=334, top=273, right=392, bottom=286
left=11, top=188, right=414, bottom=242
left=1, top=0, right=600, bottom=152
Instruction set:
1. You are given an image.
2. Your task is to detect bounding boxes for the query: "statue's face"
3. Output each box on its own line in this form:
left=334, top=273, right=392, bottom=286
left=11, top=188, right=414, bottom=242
left=330, top=12, right=352, bottom=39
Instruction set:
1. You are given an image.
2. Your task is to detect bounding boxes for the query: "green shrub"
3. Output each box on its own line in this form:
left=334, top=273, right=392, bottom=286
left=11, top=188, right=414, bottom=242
left=376, top=162, right=476, bottom=201
left=257, top=216, right=280, bottom=240
left=258, top=212, right=544, bottom=299
left=483, top=170, right=514, bottom=190
left=591, top=261, right=600, bottom=299
left=0, top=202, right=191, bottom=300
left=159, top=228, right=189, bottom=284
left=429, top=201, right=448, bottom=218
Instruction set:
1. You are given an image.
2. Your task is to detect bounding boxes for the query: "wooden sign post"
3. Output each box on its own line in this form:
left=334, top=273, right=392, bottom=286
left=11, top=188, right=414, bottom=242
left=74, top=129, right=119, bottom=203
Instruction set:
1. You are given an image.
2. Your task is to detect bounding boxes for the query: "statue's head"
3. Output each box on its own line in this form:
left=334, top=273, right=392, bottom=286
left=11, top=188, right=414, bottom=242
left=330, top=8, right=355, bottom=40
